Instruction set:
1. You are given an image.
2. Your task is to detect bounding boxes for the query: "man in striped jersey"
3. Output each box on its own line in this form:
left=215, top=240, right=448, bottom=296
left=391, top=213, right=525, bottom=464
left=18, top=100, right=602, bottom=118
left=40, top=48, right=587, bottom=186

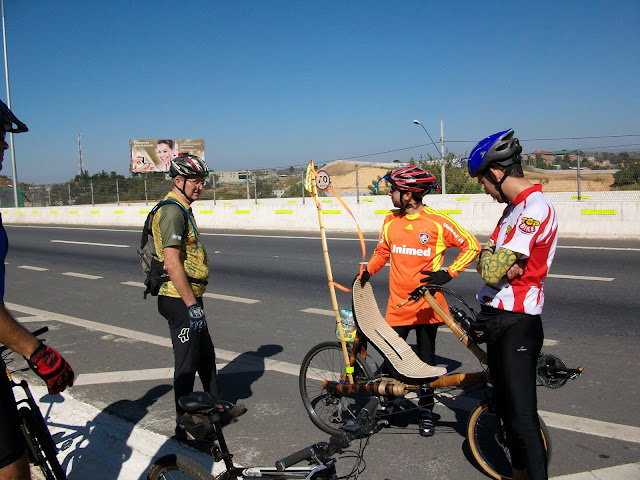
left=468, top=129, right=558, bottom=480
left=360, top=166, right=480, bottom=437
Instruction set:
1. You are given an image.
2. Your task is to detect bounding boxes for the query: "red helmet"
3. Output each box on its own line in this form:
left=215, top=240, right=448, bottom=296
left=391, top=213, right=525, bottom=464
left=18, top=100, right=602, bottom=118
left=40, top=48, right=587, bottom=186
left=385, top=166, right=437, bottom=193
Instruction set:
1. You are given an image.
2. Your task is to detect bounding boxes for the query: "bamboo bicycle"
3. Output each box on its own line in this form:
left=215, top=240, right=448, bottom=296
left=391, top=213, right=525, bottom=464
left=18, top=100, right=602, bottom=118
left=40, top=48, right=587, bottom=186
left=1, top=327, right=67, bottom=480
left=299, top=279, right=583, bottom=479
left=148, top=392, right=384, bottom=480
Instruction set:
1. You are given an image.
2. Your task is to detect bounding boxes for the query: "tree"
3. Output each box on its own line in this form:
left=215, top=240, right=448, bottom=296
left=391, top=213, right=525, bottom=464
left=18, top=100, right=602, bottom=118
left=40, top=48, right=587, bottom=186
left=613, top=159, right=640, bottom=189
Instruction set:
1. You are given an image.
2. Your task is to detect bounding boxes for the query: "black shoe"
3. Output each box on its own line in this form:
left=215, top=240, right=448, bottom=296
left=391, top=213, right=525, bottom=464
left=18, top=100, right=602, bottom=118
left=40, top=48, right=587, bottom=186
left=173, top=423, right=188, bottom=442
left=419, top=410, right=435, bottom=437
left=218, top=403, right=247, bottom=423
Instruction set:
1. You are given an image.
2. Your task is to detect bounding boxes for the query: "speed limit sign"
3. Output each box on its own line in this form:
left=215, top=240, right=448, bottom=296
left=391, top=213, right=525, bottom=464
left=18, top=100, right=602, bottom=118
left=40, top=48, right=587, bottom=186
left=315, top=170, right=331, bottom=190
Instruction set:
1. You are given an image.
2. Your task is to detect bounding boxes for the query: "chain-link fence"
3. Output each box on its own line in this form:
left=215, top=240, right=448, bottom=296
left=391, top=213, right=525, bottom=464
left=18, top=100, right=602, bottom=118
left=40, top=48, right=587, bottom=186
left=6, top=158, right=640, bottom=207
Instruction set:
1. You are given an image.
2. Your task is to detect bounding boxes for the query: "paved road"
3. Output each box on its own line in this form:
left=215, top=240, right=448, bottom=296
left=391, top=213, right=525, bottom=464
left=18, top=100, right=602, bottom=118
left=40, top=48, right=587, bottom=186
left=4, top=225, right=640, bottom=479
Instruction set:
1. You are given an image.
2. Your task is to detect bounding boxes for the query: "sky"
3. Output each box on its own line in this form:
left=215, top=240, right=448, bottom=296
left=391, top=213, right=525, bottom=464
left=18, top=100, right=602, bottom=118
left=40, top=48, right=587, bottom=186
left=2, top=1, right=639, bottom=184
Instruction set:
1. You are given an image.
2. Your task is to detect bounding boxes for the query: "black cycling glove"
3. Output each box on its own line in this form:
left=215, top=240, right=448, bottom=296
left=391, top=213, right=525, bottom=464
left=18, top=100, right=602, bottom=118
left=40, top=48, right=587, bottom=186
left=356, top=269, right=370, bottom=288
left=420, top=270, right=452, bottom=286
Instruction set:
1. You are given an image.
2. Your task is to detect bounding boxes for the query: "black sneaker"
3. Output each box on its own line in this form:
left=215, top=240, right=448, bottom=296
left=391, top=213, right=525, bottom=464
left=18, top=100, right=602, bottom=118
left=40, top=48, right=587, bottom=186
left=419, top=409, right=435, bottom=437
left=218, top=403, right=247, bottom=423
left=375, top=404, right=394, bottom=427
left=173, top=423, right=187, bottom=442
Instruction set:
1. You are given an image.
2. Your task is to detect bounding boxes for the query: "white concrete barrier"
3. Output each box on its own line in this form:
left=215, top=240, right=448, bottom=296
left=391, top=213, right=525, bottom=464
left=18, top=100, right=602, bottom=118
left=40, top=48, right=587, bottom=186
left=3, top=192, right=640, bottom=239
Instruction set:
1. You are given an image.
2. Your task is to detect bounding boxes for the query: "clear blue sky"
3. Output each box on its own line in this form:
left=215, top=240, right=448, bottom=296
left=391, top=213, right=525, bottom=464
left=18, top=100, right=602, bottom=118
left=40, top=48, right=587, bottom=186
left=2, top=1, right=639, bottom=184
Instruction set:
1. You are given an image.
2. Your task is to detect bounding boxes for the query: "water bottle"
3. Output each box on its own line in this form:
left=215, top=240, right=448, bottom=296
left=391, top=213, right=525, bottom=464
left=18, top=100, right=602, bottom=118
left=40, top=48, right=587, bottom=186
left=337, top=308, right=356, bottom=342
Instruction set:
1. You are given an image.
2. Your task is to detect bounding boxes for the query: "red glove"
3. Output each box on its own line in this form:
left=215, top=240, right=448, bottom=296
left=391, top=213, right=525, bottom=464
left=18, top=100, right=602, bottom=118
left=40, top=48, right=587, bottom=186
left=28, top=343, right=75, bottom=395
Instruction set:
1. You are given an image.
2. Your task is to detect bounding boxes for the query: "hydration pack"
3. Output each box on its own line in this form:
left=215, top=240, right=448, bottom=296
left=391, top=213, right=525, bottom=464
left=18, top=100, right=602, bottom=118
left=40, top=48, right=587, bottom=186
left=138, top=199, right=206, bottom=299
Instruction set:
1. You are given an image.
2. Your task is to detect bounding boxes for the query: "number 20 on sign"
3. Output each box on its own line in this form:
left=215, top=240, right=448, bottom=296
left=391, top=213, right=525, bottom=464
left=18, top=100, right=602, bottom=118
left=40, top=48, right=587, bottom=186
left=315, top=170, right=331, bottom=190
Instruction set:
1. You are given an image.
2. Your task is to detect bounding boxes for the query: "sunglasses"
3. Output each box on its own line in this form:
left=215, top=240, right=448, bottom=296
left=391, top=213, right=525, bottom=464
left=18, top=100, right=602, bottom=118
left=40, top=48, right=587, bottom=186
left=186, top=178, right=207, bottom=187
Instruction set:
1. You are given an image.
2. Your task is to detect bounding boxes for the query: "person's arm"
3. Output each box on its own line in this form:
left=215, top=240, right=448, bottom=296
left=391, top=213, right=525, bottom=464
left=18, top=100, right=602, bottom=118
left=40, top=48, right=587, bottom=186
left=477, top=244, right=522, bottom=285
left=443, top=223, right=481, bottom=278
left=0, top=304, right=40, bottom=358
left=0, top=303, right=74, bottom=394
left=163, top=246, right=197, bottom=306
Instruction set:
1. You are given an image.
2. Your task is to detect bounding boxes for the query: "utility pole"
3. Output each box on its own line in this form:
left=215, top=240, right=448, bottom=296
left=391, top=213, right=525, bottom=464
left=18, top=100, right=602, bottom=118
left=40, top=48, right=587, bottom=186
left=77, top=133, right=85, bottom=175
left=2, top=0, right=19, bottom=208
left=440, top=120, right=446, bottom=195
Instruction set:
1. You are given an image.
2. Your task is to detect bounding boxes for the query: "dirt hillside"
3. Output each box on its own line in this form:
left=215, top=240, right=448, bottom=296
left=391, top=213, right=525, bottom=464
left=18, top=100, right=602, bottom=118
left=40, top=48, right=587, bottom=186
left=322, top=162, right=614, bottom=193
left=322, top=163, right=394, bottom=193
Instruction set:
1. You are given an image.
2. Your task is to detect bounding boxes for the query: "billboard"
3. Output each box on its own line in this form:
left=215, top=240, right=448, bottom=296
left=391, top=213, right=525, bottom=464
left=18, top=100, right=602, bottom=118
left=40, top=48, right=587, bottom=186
left=130, top=139, right=205, bottom=173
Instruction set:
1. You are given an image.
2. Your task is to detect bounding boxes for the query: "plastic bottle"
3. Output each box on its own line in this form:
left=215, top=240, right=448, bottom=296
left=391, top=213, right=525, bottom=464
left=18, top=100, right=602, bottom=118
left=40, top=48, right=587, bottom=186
left=337, top=308, right=356, bottom=342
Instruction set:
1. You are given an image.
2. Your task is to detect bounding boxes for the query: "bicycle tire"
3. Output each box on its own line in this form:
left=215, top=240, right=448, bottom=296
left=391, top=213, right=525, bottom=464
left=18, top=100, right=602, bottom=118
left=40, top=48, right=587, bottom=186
left=148, top=454, right=212, bottom=480
left=299, top=341, right=374, bottom=436
left=19, top=406, right=67, bottom=480
left=467, top=401, right=551, bottom=480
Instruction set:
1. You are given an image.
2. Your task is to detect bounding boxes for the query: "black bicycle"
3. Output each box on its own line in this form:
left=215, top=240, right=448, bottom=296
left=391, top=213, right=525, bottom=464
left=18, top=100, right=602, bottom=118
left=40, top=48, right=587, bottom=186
left=148, top=393, right=383, bottom=480
left=1, top=326, right=67, bottom=480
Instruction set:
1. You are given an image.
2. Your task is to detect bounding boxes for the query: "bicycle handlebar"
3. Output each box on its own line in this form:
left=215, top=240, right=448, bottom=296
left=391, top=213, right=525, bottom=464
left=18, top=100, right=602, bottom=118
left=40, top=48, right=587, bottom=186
left=0, top=327, right=49, bottom=355
left=275, top=444, right=323, bottom=472
left=275, top=397, right=380, bottom=472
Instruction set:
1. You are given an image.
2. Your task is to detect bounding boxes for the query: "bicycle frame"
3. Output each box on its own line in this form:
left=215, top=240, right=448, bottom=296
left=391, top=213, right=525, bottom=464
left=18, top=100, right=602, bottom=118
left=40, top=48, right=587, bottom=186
left=327, top=288, right=491, bottom=398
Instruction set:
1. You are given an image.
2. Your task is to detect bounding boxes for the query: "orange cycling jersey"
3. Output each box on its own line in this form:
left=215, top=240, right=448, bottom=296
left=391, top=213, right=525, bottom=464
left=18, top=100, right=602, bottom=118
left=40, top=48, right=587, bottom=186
left=367, top=206, right=480, bottom=327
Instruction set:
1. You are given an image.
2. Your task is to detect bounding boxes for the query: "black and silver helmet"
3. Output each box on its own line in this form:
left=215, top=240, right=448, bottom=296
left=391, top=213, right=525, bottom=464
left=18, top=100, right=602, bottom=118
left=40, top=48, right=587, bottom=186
left=169, top=154, right=209, bottom=178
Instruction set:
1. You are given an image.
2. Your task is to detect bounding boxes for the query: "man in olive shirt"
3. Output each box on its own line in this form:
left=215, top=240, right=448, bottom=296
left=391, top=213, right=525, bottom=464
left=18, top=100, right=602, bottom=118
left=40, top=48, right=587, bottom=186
left=153, top=154, right=244, bottom=440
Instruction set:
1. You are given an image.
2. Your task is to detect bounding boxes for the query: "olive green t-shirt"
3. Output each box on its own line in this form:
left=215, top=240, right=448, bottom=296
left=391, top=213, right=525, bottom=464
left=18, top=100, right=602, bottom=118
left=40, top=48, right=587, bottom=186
left=151, top=192, right=209, bottom=298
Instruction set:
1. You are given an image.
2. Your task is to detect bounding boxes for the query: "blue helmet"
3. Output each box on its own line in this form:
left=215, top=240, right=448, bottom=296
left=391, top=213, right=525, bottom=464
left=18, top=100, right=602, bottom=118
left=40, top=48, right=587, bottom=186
left=467, top=129, right=522, bottom=177
left=0, top=100, right=28, bottom=133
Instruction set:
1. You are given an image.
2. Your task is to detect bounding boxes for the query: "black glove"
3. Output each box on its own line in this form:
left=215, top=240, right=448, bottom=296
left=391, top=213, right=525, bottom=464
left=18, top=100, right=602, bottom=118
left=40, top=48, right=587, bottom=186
left=28, top=343, right=75, bottom=395
left=187, top=303, right=207, bottom=331
left=420, top=270, right=452, bottom=286
left=358, top=269, right=370, bottom=288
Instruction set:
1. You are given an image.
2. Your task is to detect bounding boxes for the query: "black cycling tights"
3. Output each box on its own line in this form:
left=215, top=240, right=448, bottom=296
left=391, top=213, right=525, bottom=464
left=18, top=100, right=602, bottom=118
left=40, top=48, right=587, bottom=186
left=158, top=296, right=221, bottom=420
left=485, top=311, right=546, bottom=479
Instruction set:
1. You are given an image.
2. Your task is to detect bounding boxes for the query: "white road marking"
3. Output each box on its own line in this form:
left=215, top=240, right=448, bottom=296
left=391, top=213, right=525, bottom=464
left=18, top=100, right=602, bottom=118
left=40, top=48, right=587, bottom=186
left=550, top=462, right=640, bottom=479
left=300, top=307, right=561, bottom=344
left=121, top=281, right=260, bottom=304
left=62, top=272, right=103, bottom=280
left=359, top=263, right=614, bottom=281
left=203, top=292, right=260, bottom=304
left=18, top=265, right=49, bottom=271
left=548, top=273, right=614, bottom=281
left=51, top=239, right=130, bottom=248
left=7, top=302, right=638, bottom=445
left=540, top=410, right=640, bottom=444
left=459, top=269, right=614, bottom=281
left=301, top=307, right=334, bottom=316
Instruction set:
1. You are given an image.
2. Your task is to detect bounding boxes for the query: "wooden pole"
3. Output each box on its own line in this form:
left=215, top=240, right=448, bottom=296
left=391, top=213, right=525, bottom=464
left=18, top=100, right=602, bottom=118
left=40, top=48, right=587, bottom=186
left=306, top=161, right=354, bottom=382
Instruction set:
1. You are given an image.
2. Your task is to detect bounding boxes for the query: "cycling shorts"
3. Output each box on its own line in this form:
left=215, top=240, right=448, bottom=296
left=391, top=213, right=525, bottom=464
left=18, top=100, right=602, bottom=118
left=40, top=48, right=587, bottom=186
left=0, top=359, right=26, bottom=469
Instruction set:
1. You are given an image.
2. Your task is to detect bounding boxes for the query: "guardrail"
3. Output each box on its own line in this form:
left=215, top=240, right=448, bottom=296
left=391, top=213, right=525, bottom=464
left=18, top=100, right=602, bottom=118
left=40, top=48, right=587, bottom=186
left=3, top=192, right=639, bottom=239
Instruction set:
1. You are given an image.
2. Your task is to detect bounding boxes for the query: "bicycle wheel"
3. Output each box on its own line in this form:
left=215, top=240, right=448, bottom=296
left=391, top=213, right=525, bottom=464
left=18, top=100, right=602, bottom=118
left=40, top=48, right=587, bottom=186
left=19, top=406, right=67, bottom=480
left=299, top=341, right=374, bottom=436
left=147, top=454, right=212, bottom=480
left=467, top=401, right=551, bottom=480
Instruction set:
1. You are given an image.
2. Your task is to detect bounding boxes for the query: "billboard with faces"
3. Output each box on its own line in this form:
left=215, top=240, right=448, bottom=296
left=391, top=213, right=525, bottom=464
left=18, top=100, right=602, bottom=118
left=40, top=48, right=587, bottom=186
left=130, top=139, right=205, bottom=173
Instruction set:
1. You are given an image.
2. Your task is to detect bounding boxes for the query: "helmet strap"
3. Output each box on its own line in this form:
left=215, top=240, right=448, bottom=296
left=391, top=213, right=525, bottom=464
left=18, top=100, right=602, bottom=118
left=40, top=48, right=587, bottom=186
left=486, top=164, right=515, bottom=203
left=175, top=177, right=196, bottom=203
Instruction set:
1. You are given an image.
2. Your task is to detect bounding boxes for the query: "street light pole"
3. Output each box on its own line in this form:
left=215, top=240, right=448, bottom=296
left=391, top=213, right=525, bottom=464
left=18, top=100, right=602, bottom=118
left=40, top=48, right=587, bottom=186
left=413, top=119, right=446, bottom=194
left=1, top=0, right=19, bottom=207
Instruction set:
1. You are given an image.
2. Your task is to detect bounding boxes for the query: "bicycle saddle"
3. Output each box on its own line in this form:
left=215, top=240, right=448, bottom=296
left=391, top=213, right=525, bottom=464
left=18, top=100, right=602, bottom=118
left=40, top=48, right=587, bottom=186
left=352, top=278, right=447, bottom=381
left=179, top=391, right=228, bottom=413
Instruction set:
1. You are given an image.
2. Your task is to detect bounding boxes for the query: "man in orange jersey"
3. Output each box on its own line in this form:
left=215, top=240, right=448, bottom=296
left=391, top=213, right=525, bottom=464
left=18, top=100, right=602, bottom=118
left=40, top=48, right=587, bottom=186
left=360, top=166, right=480, bottom=436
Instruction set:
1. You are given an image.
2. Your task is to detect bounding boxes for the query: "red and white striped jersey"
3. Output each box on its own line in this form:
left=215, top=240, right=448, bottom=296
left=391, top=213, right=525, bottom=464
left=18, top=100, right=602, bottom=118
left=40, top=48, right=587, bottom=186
left=476, top=185, right=558, bottom=315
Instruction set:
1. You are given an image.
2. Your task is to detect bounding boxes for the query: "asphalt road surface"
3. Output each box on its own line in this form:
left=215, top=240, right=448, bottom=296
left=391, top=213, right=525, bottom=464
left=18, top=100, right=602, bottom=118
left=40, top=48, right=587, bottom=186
left=4, top=224, right=639, bottom=479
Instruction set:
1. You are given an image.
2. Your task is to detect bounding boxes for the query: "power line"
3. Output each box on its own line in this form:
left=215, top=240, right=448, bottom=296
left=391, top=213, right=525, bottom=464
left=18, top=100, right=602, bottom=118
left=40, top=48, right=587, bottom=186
left=255, top=135, right=640, bottom=172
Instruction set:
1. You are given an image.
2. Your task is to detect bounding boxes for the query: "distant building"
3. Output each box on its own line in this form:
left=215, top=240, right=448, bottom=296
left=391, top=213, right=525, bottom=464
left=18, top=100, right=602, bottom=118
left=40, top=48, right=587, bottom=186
left=215, top=169, right=277, bottom=184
